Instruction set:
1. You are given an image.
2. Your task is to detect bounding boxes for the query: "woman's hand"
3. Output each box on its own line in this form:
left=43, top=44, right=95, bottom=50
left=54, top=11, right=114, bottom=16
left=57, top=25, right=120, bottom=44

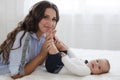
left=40, top=30, right=53, bottom=54
left=46, top=29, right=59, bottom=54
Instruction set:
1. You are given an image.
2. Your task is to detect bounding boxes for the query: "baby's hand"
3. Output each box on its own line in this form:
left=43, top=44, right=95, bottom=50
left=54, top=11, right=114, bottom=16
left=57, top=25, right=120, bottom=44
left=61, top=52, right=66, bottom=57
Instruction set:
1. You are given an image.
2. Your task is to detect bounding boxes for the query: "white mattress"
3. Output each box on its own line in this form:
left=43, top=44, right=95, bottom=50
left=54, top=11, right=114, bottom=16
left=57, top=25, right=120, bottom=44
left=0, top=48, right=120, bottom=80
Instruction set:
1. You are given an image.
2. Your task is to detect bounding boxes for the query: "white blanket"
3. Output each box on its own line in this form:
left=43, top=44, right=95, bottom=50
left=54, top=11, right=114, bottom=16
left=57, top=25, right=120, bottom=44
left=0, top=48, right=120, bottom=80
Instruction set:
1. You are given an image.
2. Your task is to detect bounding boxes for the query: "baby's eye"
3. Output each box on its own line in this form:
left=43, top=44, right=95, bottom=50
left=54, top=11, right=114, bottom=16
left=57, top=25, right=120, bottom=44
left=96, top=60, right=99, bottom=63
left=98, top=66, right=101, bottom=70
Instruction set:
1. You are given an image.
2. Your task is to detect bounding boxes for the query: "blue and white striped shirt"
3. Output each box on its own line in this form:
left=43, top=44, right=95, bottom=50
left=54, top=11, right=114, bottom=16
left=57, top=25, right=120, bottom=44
left=0, top=31, right=45, bottom=76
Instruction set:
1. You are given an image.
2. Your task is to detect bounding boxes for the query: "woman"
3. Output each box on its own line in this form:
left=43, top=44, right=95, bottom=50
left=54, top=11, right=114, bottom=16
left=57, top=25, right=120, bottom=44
left=0, top=0, right=59, bottom=79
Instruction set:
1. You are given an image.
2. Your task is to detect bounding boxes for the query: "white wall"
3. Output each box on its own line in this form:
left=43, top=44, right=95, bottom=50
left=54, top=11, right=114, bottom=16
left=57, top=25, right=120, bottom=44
left=0, top=0, right=24, bottom=44
left=1, top=0, right=120, bottom=50
left=56, top=14, right=120, bottom=50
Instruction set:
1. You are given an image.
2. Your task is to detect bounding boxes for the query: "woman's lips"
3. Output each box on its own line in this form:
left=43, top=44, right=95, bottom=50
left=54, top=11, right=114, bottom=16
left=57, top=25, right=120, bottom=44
left=45, top=27, right=52, bottom=31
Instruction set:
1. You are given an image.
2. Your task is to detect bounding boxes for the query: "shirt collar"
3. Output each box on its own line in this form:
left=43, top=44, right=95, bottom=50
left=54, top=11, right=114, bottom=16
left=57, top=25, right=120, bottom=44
left=30, top=32, right=46, bottom=40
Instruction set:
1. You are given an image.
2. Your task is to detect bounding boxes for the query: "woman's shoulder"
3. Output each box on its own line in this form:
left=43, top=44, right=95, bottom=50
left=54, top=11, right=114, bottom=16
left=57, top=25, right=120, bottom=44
left=16, top=31, right=29, bottom=38
left=12, top=31, right=30, bottom=48
left=13, top=31, right=30, bottom=43
left=17, top=31, right=28, bottom=36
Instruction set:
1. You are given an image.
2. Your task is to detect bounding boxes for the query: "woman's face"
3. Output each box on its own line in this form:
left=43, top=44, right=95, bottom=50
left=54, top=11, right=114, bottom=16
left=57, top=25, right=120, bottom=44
left=38, top=8, right=57, bottom=34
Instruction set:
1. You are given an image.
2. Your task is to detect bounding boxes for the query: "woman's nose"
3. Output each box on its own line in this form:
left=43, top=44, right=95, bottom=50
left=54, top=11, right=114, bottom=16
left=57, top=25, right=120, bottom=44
left=47, top=19, right=53, bottom=26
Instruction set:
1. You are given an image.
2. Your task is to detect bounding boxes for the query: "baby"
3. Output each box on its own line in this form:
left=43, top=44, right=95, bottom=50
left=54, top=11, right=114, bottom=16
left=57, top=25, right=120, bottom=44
left=45, top=33, right=110, bottom=76
left=60, top=51, right=110, bottom=76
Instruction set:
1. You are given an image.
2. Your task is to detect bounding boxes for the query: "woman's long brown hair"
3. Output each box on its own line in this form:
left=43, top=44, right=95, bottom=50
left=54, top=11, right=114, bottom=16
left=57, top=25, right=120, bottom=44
left=0, top=1, right=59, bottom=63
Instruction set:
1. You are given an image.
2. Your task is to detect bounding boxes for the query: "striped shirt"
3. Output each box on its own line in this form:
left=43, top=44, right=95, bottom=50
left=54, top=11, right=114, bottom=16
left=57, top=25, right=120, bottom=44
left=0, top=31, right=45, bottom=76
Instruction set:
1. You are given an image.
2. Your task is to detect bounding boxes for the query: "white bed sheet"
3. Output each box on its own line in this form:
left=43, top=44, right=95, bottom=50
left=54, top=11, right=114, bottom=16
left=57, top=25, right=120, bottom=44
left=0, top=48, right=120, bottom=80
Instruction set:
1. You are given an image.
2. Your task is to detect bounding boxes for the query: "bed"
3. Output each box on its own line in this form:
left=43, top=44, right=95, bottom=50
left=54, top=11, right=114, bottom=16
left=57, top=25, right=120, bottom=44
left=0, top=48, right=120, bottom=80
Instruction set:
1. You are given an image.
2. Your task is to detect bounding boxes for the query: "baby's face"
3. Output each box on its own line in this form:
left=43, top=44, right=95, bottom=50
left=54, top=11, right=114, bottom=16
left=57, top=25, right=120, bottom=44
left=87, top=59, right=109, bottom=75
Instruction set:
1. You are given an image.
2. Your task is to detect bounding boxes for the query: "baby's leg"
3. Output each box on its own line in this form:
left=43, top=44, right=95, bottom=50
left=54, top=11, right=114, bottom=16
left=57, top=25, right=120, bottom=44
left=54, top=36, right=69, bottom=51
left=45, top=52, right=64, bottom=73
left=47, top=39, right=59, bottom=55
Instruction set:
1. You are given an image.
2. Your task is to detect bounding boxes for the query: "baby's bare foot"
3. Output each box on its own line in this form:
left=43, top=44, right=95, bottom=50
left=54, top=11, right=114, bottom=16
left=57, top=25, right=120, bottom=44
left=47, top=42, right=59, bottom=55
left=61, top=52, right=66, bottom=57
left=55, top=40, right=68, bottom=51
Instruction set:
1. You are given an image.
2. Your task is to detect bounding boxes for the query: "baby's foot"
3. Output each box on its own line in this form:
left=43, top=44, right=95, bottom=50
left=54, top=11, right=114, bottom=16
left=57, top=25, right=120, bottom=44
left=54, top=36, right=68, bottom=51
left=61, top=52, right=67, bottom=57
left=47, top=41, right=59, bottom=55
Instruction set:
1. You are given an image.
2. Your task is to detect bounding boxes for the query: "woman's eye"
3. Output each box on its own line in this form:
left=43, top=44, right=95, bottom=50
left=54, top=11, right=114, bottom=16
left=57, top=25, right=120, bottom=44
left=98, top=66, right=101, bottom=70
left=43, top=16, right=48, bottom=18
left=52, top=18, right=57, bottom=21
left=96, top=60, right=99, bottom=63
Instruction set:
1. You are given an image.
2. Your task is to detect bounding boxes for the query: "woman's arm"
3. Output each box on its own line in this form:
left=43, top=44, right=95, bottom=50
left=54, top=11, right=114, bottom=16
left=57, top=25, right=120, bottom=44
left=12, top=50, right=47, bottom=79
left=11, top=32, right=50, bottom=79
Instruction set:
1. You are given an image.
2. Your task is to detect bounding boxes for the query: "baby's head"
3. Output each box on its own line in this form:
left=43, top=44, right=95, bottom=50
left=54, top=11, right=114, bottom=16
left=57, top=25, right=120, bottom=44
left=87, top=59, right=110, bottom=75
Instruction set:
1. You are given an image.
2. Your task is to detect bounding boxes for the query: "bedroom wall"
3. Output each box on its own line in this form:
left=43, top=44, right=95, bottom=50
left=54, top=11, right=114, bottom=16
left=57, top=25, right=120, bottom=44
left=0, top=0, right=120, bottom=50
left=0, top=0, right=24, bottom=44
left=56, top=14, right=120, bottom=50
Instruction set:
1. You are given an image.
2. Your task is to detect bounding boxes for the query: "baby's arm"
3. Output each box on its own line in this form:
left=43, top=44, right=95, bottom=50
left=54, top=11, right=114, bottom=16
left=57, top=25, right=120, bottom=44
left=61, top=52, right=91, bottom=76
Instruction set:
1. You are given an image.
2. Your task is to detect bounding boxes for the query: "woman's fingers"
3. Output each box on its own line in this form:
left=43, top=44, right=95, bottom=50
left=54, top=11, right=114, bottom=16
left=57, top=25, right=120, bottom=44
left=52, top=29, right=56, bottom=38
left=47, top=43, right=54, bottom=51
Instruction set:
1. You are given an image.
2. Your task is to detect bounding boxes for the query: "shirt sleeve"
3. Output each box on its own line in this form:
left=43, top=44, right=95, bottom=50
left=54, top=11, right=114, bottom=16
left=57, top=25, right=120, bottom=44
left=62, top=55, right=91, bottom=76
left=9, top=31, right=28, bottom=76
left=67, top=49, right=77, bottom=58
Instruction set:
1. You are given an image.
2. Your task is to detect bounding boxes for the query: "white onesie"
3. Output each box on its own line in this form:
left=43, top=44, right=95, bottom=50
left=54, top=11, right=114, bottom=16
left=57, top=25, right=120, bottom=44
left=59, top=49, right=91, bottom=76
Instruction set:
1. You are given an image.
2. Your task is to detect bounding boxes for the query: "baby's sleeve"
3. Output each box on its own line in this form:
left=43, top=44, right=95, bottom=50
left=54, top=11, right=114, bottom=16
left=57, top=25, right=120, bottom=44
left=62, top=55, right=91, bottom=76
left=9, top=31, right=27, bottom=76
left=67, top=49, right=77, bottom=58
